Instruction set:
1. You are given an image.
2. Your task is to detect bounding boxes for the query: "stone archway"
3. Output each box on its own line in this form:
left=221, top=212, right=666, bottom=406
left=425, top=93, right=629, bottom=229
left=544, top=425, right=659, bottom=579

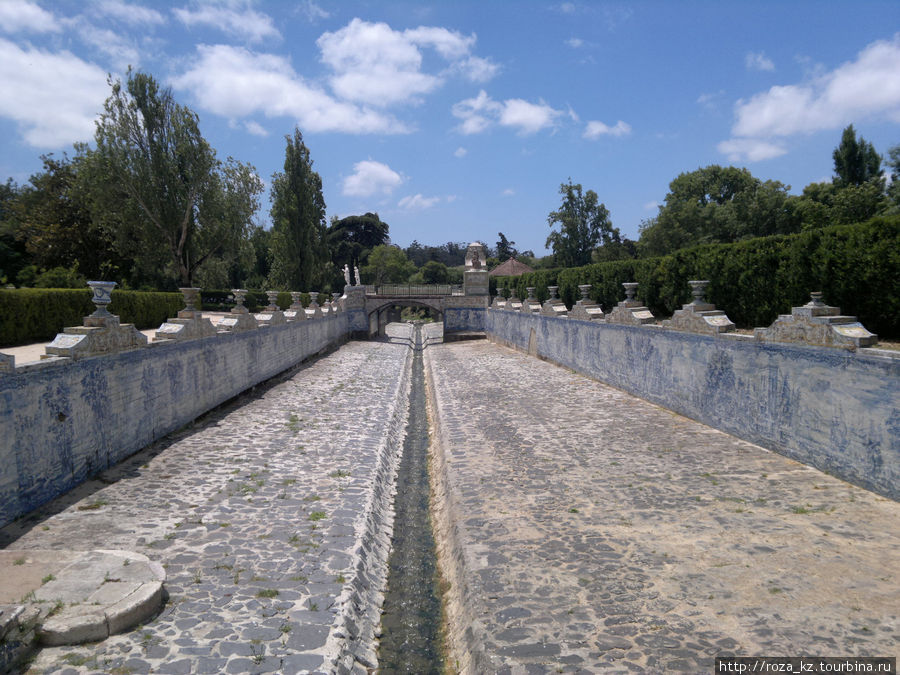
left=366, top=300, right=444, bottom=337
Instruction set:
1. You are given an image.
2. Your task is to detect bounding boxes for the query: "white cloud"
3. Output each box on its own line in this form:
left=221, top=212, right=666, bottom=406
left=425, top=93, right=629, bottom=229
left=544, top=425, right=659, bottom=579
left=733, top=35, right=900, bottom=138
left=317, top=19, right=497, bottom=108
left=0, top=0, right=60, bottom=33
left=697, top=90, right=725, bottom=111
left=0, top=38, right=108, bottom=147
left=343, top=160, right=403, bottom=197
left=244, top=120, right=268, bottom=136
left=398, top=193, right=441, bottom=210
left=583, top=119, right=631, bottom=139
left=721, top=35, right=900, bottom=162
left=67, top=18, right=140, bottom=68
left=643, top=201, right=659, bottom=211
left=300, top=0, right=329, bottom=21
left=95, top=0, right=165, bottom=26
left=174, top=1, right=280, bottom=43
left=558, top=3, right=577, bottom=14
left=566, top=37, right=584, bottom=48
left=501, top=188, right=515, bottom=196
left=454, top=147, right=467, bottom=158
left=745, top=51, right=775, bottom=72
left=171, top=44, right=408, bottom=134
left=453, top=90, right=564, bottom=135
left=717, top=138, right=787, bottom=162
left=500, top=98, right=563, bottom=134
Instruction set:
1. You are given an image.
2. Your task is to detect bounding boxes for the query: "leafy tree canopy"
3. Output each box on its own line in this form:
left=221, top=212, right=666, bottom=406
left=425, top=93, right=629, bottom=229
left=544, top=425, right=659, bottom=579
left=546, top=180, right=620, bottom=267
left=361, top=244, right=416, bottom=285
left=82, top=69, right=262, bottom=287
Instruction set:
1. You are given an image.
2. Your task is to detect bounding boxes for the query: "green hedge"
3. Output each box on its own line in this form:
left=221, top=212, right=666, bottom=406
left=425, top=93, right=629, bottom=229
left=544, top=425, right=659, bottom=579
left=0, top=289, right=184, bottom=347
left=494, top=216, right=900, bottom=338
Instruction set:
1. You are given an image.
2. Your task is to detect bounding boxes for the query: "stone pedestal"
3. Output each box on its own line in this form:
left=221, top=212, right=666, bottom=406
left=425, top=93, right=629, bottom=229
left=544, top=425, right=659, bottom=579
left=463, top=269, right=489, bottom=296
left=256, top=290, right=286, bottom=326
left=218, top=289, right=258, bottom=332
left=754, top=292, right=877, bottom=349
left=305, top=292, right=324, bottom=319
left=155, top=288, right=217, bottom=341
left=607, top=282, right=655, bottom=325
left=521, top=287, right=542, bottom=313
left=492, top=293, right=507, bottom=309
left=331, top=292, right=343, bottom=313
left=662, top=281, right=735, bottom=335
left=541, top=286, right=568, bottom=318
left=45, top=281, right=147, bottom=360
left=568, top=284, right=604, bottom=321
left=284, top=292, right=307, bottom=322
left=506, top=293, right=522, bottom=312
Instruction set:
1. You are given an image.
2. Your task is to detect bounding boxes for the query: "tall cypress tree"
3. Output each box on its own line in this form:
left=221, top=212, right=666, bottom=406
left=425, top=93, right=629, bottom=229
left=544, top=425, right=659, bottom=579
left=268, top=128, right=328, bottom=291
left=833, top=124, right=883, bottom=187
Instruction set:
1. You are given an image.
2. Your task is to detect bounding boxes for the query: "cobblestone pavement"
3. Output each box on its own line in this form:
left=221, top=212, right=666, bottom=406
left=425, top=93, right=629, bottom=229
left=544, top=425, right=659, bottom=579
left=1, top=340, right=412, bottom=674
left=426, top=340, right=900, bottom=674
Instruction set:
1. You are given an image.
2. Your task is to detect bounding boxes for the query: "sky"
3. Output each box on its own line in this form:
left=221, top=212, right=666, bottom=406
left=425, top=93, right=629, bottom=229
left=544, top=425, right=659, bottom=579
left=1, top=1, right=899, bottom=256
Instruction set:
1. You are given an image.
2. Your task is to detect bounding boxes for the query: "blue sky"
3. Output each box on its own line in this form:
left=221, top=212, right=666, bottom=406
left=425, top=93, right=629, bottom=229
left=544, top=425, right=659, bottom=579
left=1, top=1, right=899, bottom=255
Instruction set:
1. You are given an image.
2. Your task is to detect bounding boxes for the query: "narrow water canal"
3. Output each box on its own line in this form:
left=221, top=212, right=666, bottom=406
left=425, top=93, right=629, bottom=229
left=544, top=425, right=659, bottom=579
left=377, top=327, right=444, bottom=672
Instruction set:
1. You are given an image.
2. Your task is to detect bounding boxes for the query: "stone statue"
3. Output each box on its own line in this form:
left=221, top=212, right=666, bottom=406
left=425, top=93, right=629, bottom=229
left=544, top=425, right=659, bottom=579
left=354, top=266, right=361, bottom=286
left=471, top=249, right=481, bottom=269
left=343, top=264, right=350, bottom=286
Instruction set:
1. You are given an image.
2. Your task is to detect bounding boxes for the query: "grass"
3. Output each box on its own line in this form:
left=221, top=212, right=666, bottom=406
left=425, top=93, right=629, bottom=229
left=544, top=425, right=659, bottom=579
left=329, top=469, right=351, bottom=478
left=13, top=556, right=25, bottom=566
left=41, top=574, right=55, bottom=585
left=256, top=589, right=279, bottom=599
left=309, top=511, right=327, bottom=521
left=77, top=499, right=108, bottom=511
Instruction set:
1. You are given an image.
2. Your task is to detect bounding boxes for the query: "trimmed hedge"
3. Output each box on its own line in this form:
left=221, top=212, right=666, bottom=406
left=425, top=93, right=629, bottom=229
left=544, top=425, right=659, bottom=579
left=494, top=216, right=900, bottom=338
left=0, top=289, right=184, bottom=347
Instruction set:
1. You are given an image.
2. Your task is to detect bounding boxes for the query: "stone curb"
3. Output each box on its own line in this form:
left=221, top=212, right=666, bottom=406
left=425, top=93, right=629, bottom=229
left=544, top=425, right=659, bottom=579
left=22, top=550, right=165, bottom=647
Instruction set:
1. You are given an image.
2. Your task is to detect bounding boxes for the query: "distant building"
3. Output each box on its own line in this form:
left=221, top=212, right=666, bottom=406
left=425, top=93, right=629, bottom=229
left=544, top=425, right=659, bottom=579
left=489, top=257, right=534, bottom=277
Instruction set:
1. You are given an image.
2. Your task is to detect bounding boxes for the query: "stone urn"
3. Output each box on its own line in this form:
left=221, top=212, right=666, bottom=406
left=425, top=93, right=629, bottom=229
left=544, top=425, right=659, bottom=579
left=179, top=287, right=201, bottom=313
left=87, top=280, right=116, bottom=317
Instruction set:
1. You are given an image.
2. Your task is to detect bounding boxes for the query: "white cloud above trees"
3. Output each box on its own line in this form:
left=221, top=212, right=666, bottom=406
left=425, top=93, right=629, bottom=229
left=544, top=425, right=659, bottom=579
left=174, top=0, right=281, bottom=43
left=0, top=0, right=60, bottom=33
left=583, top=119, right=631, bottom=139
left=452, top=90, right=564, bottom=135
left=171, top=44, right=409, bottom=134
left=721, top=35, right=900, bottom=161
left=0, top=38, right=108, bottom=147
left=342, top=160, right=403, bottom=197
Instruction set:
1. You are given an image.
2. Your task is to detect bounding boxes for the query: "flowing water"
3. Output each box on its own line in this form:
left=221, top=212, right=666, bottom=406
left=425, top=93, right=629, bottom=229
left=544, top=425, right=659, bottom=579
left=377, top=327, right=444, bottom=672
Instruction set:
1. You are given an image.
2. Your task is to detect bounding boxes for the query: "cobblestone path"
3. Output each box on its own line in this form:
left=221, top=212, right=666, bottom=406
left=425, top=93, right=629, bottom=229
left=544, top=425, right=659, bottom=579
left=2, top=340, right=412, bottom=674
left=427, top=340, right=900, bottom=674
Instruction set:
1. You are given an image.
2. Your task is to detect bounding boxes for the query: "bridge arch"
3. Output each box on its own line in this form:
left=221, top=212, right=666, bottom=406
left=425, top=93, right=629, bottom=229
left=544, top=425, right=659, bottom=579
left=365, top=298, right=444, bottom=336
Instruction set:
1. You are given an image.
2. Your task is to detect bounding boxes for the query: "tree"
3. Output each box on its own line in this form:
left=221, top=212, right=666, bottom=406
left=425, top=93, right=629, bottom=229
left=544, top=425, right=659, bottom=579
left=13, top=154, right=118, bottom=281
left=326, top=212, right=389, bottom=287
left=638, top=166, right=796, bottom=257
left=884, top=144, right=900, bottom=211
left=84, top=69, right=262, bottom=287
left=421, top=260, right=450, bottom=284
left=361, top=244, right=415, bottom=285
left=833, top=124, right=882, bottom=187
left=0, top=179, right=28, bottom=284
left=268, top=128, right=328, bottom=291
left=495, top=232, right=518, bottom=262
left=546, top=180, right=620, bottom=267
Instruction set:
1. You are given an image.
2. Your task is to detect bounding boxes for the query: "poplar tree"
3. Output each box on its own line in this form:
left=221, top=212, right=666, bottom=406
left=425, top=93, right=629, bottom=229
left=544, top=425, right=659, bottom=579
left=268, top=128, right=328, bottom=290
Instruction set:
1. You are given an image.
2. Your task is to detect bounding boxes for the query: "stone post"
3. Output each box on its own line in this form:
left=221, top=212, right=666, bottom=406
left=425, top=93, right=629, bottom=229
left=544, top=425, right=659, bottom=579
left=492, top=289, right=507, bottom=309
left=506, top=290, right=522, bottom=312
left=607, top=282, right=656, bottom=325
left=155, top=287, right=217, bottom=341
left=218, top=289, right=258, bottom=332
left=255, top=290, right=286, bottom=326
left=521, top=287, right=542, bottom=313
left=332, top=292, right=343, bottom=313
left=44, top=281, right=148, bottom=359
left=662, top=280, right=735, bottom=335
left=568, top=284, right=604, bottom=321
left=306, top=292, right=324, bottom=319
left=541, top=285, right=568, bottom=318
left=754, top=291, right=877, bottom=349
left=284, top=291, right=307, bottom=322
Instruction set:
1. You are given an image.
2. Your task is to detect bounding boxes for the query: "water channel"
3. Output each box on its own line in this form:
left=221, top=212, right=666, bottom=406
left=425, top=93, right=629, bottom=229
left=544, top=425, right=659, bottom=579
left=376, top=325, right=445, bottom=672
